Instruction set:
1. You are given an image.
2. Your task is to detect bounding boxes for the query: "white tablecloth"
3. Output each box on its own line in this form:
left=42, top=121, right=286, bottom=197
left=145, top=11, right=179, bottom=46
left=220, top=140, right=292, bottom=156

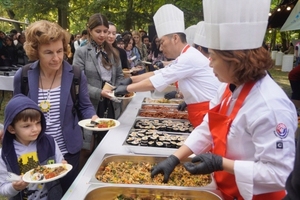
left=0, top=75, right=14, bottom=91
left=61, top=92, right=219, bottom=199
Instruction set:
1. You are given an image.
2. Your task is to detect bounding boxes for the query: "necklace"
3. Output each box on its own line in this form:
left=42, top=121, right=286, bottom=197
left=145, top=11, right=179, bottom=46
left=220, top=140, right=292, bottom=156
left=39, top=70, right=58, bottom=112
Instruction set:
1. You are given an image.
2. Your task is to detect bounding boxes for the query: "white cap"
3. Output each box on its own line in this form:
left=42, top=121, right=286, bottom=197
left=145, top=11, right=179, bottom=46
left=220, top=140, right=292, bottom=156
left=153, top=4, right=185, bottom=38
left=185, top=25, right=197, bottom=46
left=203, top=0, right=271, bottom=50
left=194, top=21, right=207, bottom=47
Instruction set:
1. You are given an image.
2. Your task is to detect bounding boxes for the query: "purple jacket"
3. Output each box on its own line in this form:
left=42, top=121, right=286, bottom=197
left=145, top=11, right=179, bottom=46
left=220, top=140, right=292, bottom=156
left=13, top=60, right=96, bottom=154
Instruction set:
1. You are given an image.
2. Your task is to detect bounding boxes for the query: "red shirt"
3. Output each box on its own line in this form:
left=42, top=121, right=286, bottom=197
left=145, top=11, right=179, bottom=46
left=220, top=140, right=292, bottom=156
left=288, top=65, right=300, bottom=81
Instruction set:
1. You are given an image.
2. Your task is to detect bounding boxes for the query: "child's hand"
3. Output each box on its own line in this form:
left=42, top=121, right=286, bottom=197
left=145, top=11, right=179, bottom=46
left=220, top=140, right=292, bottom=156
left=12, top=180, right=29, bottom=191
left=62, top=160, right=68, bottom=164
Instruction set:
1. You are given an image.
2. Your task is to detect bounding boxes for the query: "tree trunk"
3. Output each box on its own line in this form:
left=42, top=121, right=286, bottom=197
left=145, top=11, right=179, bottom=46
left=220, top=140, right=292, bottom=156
left=57, top=0, right=69, bottom=30
left=6, top=9, right=22, bottom=32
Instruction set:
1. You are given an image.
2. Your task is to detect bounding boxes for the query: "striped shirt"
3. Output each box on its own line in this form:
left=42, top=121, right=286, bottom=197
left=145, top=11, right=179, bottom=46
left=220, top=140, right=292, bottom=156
left=38, top=86, right=68, bottom=155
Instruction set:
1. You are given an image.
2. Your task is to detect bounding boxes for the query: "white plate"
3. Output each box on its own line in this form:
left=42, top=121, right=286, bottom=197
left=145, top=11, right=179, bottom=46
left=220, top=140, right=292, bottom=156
left=78, top=118, right=120, bottom=131
left=141, top=61, right=152, bottom=65
left=108, top=91, right=136, bottom=100
left=129, top=56, right=137, bottom=61
left=22, top=163, right=72, bottom=183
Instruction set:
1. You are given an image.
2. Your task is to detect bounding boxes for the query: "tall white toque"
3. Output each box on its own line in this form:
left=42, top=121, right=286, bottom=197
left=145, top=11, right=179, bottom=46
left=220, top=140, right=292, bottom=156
left=153, top=4, right=185, bottom=38
left=185, top=25, right=197, bottom=46
left=203, top=0, right=271, bottom=50
left=194, top=21, right=207, bottom=48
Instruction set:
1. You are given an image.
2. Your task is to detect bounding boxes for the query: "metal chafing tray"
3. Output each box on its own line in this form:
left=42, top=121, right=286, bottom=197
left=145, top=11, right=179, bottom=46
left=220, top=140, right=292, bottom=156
left=123, top=128, right=189, bottom=155
left=142, top=97, right=185, bottom=105
left=123, top=117, right=192, bottom=155
left=137, top=109, right=188, bottom=120
left=89, top=154, right=216, bottom=190
left=132, top=117, right=193, bottom=132
left=84, top=185, right=223, bottom=200
left=141, top=104, right=179, bottom=110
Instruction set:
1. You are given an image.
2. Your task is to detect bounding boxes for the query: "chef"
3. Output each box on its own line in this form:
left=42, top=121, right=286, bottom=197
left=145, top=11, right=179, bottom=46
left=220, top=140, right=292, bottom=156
left=114, top=4, right=221, bottom=127
left=150, top=0, right=297, bottom=200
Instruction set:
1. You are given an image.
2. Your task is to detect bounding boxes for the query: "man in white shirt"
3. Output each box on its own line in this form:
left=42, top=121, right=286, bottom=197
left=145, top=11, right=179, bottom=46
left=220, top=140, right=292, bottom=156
left=74, top=30, right=88, bottom=50
left=114, top=4, right=221, bottom=127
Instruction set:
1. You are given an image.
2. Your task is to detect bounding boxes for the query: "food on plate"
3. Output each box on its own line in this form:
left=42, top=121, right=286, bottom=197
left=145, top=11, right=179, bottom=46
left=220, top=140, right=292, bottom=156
left=124, top=92, right=134, bottom=98
left=85, top=119, right=116, bottom=128
left=96, top=161, right=211, bottom=187
left=30, top=165, right=67, bottom=181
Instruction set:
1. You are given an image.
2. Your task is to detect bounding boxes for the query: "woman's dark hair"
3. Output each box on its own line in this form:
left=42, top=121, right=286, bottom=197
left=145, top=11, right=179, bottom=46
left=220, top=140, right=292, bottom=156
left=108, top=21, right=118, bottom=49
left=123, top=35, right=135, bottom=50
left=151, top=35, right=162, bottom=57
left=87, top=13, right=119, bottom=66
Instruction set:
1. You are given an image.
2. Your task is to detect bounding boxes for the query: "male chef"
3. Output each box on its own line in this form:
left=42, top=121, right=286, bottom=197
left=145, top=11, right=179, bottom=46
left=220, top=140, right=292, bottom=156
left=114, top=4, right=221, bottom=127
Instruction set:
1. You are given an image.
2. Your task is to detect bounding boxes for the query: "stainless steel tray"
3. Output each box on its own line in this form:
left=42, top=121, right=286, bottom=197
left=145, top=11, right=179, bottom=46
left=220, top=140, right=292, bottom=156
left=123, top=128, right=189, bottom=155
left=132, top=117, right=193, bottom=133
left=142, top=97, right=184, bottom=105
left=90, top=154, right=215, bottom=190
left=84, top=185, right=222, bottom=200
left=137, top=109, right=188, bottom=120
left=141, top=104, right=180, bottom=110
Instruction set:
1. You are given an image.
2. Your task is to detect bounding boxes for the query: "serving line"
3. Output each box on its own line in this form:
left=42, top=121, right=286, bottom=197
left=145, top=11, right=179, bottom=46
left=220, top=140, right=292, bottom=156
left=62, top=91, right=152, bottom=199
left=62, top=91, right=219, bottom=199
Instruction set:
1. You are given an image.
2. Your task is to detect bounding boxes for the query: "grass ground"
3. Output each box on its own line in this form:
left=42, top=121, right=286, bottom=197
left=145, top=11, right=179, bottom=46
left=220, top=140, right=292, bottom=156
left=0, top=65, right=293, bottom=200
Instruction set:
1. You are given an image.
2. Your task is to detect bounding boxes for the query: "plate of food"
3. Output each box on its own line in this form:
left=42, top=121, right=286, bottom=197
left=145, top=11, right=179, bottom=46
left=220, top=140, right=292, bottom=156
left=78, top=118, right=120, bottom=131
left=22, top=163, right=72, bottom=183
left=109, top=91, right=136, bottom=100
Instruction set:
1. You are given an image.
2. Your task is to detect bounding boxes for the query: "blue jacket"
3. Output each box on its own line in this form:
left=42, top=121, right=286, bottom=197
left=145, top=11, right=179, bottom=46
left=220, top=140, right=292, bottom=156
left=2, top=94, right=63, bottom=200
left=13, top=60, right=96, bottom=154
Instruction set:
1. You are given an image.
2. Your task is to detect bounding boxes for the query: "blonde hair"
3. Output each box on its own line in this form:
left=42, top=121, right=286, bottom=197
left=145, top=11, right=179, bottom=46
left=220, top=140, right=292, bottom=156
left=24, top=20, right=70, bottom=61
left=131, top=30, right=142, bottom=47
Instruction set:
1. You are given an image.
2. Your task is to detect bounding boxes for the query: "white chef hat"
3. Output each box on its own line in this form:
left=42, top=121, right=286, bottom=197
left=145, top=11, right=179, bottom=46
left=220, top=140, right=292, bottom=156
left=194, top=21, right=207, bottom=47
left=203, top=0, right=271, bottom=50
left=153, top=4, right=185, bottom=38
left=185, top=25, right=197, bottom=46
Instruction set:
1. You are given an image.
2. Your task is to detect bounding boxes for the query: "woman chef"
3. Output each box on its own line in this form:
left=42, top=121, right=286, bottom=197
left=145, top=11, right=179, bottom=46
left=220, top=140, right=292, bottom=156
left=114, top=4, right=221, bottom=128
left=150, top=1, right=297, bottom=200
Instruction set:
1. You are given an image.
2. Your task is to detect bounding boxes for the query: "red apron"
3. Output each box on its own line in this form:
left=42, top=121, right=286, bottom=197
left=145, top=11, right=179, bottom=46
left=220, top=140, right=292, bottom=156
left=187, top=101, right=209, bottom=127
left=208, top=82, right=285, bottom=200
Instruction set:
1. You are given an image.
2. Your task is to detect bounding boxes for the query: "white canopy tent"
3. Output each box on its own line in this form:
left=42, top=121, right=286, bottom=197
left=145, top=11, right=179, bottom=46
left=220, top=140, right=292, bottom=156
left=281, top=0, right=300, bottom=31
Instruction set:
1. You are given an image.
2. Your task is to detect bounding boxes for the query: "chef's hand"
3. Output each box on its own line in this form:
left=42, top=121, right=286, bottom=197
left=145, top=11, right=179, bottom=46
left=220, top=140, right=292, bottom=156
left=183, top=153, right=223, bottom=175
left=119, top=77, right=132, bottom=86
left=151, top=155, right=180, bottom=183
left=164, top=91, right=177, bottom=99
left=114, top=85, right=129, bottom=97
left=177, top=102, right=187, bottom=111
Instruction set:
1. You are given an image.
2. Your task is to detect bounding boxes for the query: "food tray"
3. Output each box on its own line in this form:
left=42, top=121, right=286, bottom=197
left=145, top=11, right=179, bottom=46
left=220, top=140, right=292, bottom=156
left=141, top=104, right=179, bottom=110
left=142, top=97, right=184, bottom=105
left=90, top=154, right=215, bottom=190
left=84, top=185, right=222, bottom=200
left=137, top=109, right=188, bottom=120
left=132, top=117, right=194, bottom=133
left=123, top=128, right=189, bottom=155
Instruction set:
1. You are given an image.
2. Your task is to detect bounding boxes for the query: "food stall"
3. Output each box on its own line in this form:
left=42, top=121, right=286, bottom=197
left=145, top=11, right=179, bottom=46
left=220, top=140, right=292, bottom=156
left=61, top=91, right=222, bottom=200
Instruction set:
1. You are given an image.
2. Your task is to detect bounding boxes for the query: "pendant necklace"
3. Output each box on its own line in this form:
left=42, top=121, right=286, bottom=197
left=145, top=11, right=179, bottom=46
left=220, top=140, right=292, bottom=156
left=39, top=70, right=58, bottom=113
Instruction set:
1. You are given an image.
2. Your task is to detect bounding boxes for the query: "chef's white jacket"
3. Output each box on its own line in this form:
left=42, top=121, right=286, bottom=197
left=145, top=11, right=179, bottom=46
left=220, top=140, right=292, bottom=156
left=149, top=45, right=221, bottom=104
left=185, top=74, right=297, bottom=200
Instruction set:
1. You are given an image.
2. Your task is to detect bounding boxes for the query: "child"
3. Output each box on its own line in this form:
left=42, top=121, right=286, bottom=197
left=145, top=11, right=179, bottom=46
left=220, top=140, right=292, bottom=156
left=0, top=94, right=65, bottom=200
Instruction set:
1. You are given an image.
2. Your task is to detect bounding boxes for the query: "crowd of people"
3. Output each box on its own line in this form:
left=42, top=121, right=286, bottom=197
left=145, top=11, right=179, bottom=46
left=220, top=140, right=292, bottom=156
left=0, top=30, right=29, bottom=67
left=0, top=0, right=299, bottom=199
